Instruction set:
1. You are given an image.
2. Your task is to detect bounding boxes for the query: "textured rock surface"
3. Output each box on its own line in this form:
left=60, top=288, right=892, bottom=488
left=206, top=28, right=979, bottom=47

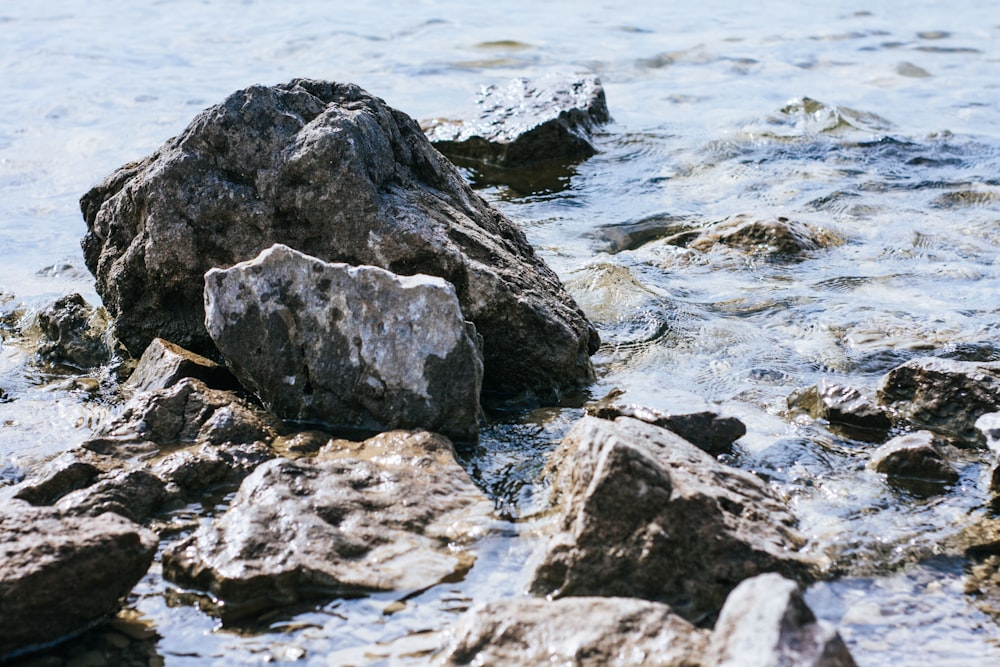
left=0, top=501, right=158, bottom=661
left=788, top=380, right=891, bottom=442
left=688, top=215, right=841, bottom=259
left=80, top=78, right=598, bottom=394
left=125, top=337, right=236, bottom=393
left=35, top=293, right=113, bottom=369
left=424, top=73, right=610, bottom=168
left=585, top=400, right=746, bottom=456
left=868, top=430, right=959, bottom=485
left=975, top=412, right=1000, bottom=494
left=878, top=357, right=1000, bottom=444
left=530, top=416, right=814, bottom=623
left=162, top=430, right=493, bottom=619
left=205, top=244, right=483, bottom=441
left=708, top=573, right=857, bottom=667
left=434, top=596, right=708, bottom=667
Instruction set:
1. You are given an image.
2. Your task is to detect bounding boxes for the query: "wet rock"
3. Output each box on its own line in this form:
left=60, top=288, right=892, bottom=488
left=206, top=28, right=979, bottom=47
left=54, top=470, right=168, bottom=522
left=162, top=430, right=493, bottom=619
left=868, top=431, right=959, bottom=485
left=435, top=596, right=708, bottom=667
left=125, top=337, right=236, bottom=393
left=708, top=573, right=857, bottom=667
left=688, top=215, right=840, bottom=259
left=14, top=455, right=104, bottom=505
left=80, top=78, right=598, bottom=395
left=424, top=73, right=610, bottom=169
left=788, top=380, right=892, bottom=442
left=591, top=213, right=696, bottom=254
left=878, top=357, right=1000, bottom=444
left=975, top=412, right=1000, bottom=493
left=205, top=244, right=483, bottom=441
left=529, top=416, right=814, bottom=623
left=0, top=501, right=157, bottom=661
left=35, top=293, right=113, bottom=369
left=152, top=441, right=275, bottom=495
left=585, top=400, right=746, bottom=456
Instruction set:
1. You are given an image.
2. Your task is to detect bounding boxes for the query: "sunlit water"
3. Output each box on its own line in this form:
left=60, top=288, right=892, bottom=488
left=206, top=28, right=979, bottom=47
left=2, top=2, right=1000, bottom=665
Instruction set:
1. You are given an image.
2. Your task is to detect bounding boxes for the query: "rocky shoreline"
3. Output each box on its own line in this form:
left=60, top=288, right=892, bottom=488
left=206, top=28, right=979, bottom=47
left=3, top=75, right=1000, bottom=665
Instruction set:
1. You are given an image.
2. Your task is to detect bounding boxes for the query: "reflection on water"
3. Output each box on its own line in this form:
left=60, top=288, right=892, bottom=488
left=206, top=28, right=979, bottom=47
left=2, top=1, right=1000, bottom=664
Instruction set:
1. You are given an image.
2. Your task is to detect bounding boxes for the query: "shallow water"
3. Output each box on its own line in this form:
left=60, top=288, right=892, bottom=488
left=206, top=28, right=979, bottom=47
left=3, top=1, right=1000, bottom=665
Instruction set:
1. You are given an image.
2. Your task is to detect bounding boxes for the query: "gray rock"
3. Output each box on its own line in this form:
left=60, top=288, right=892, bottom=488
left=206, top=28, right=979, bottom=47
left=530, top=416, right=814, bottom=623
left=204, top=244, right=483, bottom=441
left=35, top=293, right=113, bottom=369
left=125, top=337, right=236, bottom=393
left=435, top=596, right=708, bottom=667
left=424, top=73, right=610, bottom=169
left=868, top=431, right=959, bottom=485
left=162, top=430, right=493, bottom=619
left=975, top=412, right=1000, bottom=494
left=14, top=455, right=104, bottom=506
left=708, top=573, right=857, bottom=667
left=788, top=381, right=891, bottom=442
left=54, top=470, right=168, bottom=522
left=0, top=501, right=158, bottom=661
left=878, top=357, right=1000, bottom=444
left=80, top=78, right=598, bottom=395
left=585, top=400, right=746, bottom=456
left=152, top=441, right=275, bottom=495
left=688, top=216, right=841, bottom=259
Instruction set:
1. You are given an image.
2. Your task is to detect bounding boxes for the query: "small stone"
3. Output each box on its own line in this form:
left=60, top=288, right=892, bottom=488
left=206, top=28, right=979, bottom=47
left=788, top=380, right=891, bottom=442
left=125, top=337, right=236, bottom=393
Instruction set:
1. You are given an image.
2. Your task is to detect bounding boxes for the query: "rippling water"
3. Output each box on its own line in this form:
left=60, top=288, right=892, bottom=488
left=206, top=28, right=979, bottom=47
left=3, top=1, right=1000, bottom=665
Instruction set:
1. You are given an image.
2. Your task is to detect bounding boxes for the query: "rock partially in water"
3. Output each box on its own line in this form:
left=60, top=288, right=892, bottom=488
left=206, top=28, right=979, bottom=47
left=0, top=500, right=158, bottom=661
left=205, top=244, right=483, bottom=442
left=424, top=73, right=610, bottom=169
left=975, top=412, right=1000, bottom=494
left=878, top=357, right=1000, bottom=444
left=529, top=416, right=814, bottom=623
left=80, top=78, right=598, bottom=395
left=788, top=380, right=892, bottom=442
left=434, top=596, right=709, bottom=667
left=591, top=213, right=696, bottom=254
left=688, top=215, right=840, bottom=259
left=585, top=400, right=746, bottom=456
left=868, top=431, right=959, bottom=486
left=708, top=573, right=857, bottom=667
left=162, top=430, right=493, bottom=619
left=35, top=293, right=114, bottom=369
left=125, top=337, right=236, bottom=393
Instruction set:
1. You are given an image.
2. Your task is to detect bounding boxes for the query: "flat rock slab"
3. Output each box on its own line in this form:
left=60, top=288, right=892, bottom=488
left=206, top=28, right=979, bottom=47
left=125, top=337, right=236, bottom=393
left=878, top=357, right=1000, bottom=444
left=80, top=78, right=598, bottom=394
left=434, top=596, right=708, bottom=666
left=205, top=244, right=483, bottom=441
left=0, top=501, right=158, bottom=661
left=530, top=416, right=814, bottom=623
left=162, top=430, right=493, bottom=619
left=584, top=400, right=746, bottom=456
left=424, top=73, right=610, bottom=169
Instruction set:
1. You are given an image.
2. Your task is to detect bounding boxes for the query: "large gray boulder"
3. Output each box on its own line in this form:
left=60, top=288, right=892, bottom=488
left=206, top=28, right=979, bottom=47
left=162, top=430, right=493, bottom=619
left=0, top=501, right=158, bottom=661
left=80, top=78, right=598, bottom=394
left=530, top=416, right=814, bottom=623
left=204, top=243, right=483, bottom=441
left=435, top=596, right=708, bottom=666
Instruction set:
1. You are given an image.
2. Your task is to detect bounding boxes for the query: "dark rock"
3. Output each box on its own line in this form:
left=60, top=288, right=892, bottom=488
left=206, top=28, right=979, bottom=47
left=0, top=501, right=157, bottom=661
left=205, top=244, right=483, bottom=441
left=14, top=456, right=104, bottom=505
left=434, top=596, right=708, bottom=667
left=585, top=401, right=746, bottom=456
left=529, top=416, right=814, bottom=623
left=54, top=470, right=168, bottom=523
left=152, top=441, right=275, bottom=494
left=591, top=213, right=696, bottom=254
left=35, top=293, right=113, bottom=369
left=868, top=430, right=959, bottom=485
left=424, top=73, right=610, bottom=169
left=708, top=573, right=857, bottom=667
left=688, top=215, right=841, bottom=259
left=878, top=357, right=1000, bottom=444
left=125, top=337, right=237, bottom=393
left=788, top=380, right=892, bottom=442
left=80, top=78, right=598, bottom=394
left=162, top=430, right=493, bottom=619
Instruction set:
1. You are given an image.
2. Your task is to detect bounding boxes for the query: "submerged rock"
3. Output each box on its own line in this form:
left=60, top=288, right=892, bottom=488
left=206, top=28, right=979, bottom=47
left=125, top=337, right=236, bottom=393
left=424, top=73, right=610, bottom=169
left=788, top=380, right=891, bottom=442
left=0, top=501, right=157, bottom=661
left=434, top=596, right=708, bottom=667
left=868, top=430, right=959, bottom=486
left=708, top=573, right=857, bottom=667
left=80, top=78, right=598, bottom=394
left=162, top=430, right=493, bottom=619
left=688, top=215, right=840, bottom=259
left=585, top=400, right=746, bottom=456
left=878, top=357, right=1000, bottom=444
left=529, top=416, right=814, bottom=623
left=205, top=244, right=483, bottom=441
left=35, top=293, right=113, bottom=369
